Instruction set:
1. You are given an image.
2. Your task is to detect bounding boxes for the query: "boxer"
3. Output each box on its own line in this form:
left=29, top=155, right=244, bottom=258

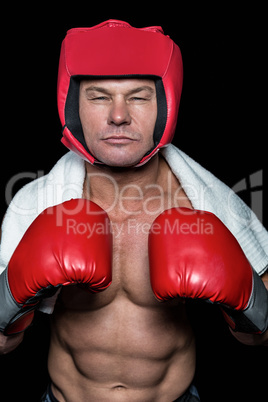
left=1, top=20, right=268, bottom=401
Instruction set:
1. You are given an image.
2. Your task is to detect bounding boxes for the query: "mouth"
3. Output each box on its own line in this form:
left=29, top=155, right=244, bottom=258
left=102, top=135, right=138, bottom=145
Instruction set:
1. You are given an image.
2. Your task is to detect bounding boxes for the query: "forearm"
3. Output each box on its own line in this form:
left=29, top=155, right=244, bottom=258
left=230, top=272, right=268, bottom=346
left=230, top=327, right=268, bottom=346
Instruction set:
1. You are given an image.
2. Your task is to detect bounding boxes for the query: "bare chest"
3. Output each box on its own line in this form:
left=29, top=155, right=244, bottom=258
left=107, top=182, right=192, bottom=304
left=57, top=213, right=158, bottom=310
left=109, top=212, right=157, bottom=304
left=59, top=163, right=192, bottom=309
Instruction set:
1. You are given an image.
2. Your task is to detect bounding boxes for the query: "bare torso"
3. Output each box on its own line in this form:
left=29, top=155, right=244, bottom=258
left=48, top=156, right=196, bottom=401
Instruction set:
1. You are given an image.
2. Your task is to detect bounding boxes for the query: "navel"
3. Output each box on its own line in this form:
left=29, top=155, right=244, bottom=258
left=112, top=385, right=127, bottom=391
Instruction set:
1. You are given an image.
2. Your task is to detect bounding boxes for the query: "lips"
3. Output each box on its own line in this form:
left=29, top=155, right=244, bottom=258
left=102, top=135, right=138, bottom=145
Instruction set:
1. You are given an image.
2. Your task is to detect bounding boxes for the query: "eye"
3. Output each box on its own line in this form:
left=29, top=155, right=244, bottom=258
left=88, top=96, right=110, bottom=103
left=128, top=96, right=150, bottom=103
left=93, top=96, right=109, bottom=100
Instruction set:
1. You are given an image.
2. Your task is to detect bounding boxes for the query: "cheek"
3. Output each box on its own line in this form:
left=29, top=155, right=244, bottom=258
left=79, top=101, right=90, bottom=132
left=144, top=113, right=157, bottom=147
left=79, top=103, right=104, bottom=136
left=133, top=104, right=157, bottom=135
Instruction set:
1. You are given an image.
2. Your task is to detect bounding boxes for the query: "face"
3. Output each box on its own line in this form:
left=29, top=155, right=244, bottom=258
left=79, top=78, right=157, bottom=167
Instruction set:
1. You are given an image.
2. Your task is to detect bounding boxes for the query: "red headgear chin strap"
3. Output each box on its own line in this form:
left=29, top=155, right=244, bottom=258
left=57, top=19, right=183, bottom=167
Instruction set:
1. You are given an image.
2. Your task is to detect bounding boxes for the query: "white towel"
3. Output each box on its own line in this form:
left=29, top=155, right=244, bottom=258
left=161, top=145, right=268, bottom=274
left=1, top=145, right=267, bottom=313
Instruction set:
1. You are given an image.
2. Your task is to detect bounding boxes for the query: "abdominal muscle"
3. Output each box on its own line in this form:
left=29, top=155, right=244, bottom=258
left=48, top=286, right=196, bottom=402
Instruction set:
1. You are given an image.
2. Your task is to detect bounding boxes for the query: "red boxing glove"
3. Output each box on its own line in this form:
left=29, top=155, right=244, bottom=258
left=0, top=199, right=112, bottom=335
left=149, top=208, right=268, bottom=334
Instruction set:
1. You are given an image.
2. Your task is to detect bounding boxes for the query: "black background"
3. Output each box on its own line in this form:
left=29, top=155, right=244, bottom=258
left=0, top=3, right=267, bottom=401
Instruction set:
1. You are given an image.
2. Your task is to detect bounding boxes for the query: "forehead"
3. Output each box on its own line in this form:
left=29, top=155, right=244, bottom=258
left=80, top=77, right=156, bottom=93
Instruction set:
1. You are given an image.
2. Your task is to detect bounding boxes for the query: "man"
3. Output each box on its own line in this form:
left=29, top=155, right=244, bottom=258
left=0, top=20, right=268, bottom=401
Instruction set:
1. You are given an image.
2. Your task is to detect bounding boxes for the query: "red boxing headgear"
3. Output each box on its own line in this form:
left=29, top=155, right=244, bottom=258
left=57, top=20, right=183, bottom=166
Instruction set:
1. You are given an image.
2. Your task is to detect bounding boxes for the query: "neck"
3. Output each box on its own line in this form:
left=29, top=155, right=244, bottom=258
left=83, top=155, right=162, bottom=213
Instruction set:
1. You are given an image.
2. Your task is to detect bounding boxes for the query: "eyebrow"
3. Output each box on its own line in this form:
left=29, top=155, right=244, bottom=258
left=84, top=85, right=155, bottom=96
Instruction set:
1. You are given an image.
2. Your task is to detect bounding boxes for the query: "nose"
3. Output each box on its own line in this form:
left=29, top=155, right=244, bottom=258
left=108, top=99, right=131, bottom=126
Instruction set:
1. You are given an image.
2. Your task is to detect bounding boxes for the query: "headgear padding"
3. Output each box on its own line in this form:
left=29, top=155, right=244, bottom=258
left=57, top=19, right=183, bottom=166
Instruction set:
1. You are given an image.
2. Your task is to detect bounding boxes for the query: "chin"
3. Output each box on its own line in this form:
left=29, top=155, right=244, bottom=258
left=96, top=151, right=146, bottom=168
left=102, top=158, right=141, bottom=168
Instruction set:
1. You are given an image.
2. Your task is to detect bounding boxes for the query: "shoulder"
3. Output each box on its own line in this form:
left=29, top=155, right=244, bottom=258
left=0, top=152, right=85, bottom=270
left=7, top=152, right=85, bottom=216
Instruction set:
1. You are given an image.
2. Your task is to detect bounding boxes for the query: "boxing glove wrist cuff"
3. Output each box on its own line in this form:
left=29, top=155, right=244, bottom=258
left=0, top=269, right=36, bottom=335
left=222, top=270, right=268, bottom=334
